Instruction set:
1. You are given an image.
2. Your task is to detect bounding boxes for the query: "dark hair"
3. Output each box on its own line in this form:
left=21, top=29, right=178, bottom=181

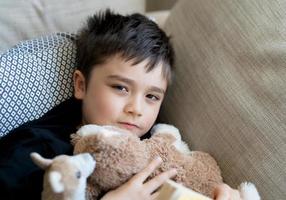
left=75, top=9, right=174, bottom=85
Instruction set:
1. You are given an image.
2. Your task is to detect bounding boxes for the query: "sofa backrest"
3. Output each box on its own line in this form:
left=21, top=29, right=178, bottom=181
left=160, top=0, right=286, bottom=199
left=0, top=0, right=145, bottom=53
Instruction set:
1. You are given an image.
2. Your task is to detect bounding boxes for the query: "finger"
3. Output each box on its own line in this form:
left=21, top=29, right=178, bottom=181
left=150, top=191, right=160, bottom=200
left=213, top=184, right=231, bottom=200
left=144, top=168, right=177, bottom=194
left=134, top=157, right=163, bottom=182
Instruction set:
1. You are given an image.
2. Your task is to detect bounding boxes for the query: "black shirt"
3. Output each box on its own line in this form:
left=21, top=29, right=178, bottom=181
left=0, top=97, right=82, bottom=200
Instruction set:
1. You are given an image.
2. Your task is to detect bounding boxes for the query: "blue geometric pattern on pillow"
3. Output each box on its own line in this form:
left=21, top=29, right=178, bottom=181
left=0, top=33, right=77, bottom=137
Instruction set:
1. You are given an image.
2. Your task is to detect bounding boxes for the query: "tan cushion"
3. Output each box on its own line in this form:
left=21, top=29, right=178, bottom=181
left=0, top=0, right=145, bottom=53
left=161, top=0, right=286, bottom=199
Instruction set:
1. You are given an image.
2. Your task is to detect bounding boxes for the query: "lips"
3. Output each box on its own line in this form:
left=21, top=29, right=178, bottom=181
left=118, top=122, right=139, bottom=130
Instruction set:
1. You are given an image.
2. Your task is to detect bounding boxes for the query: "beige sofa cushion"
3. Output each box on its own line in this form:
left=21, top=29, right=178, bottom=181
left=161, top=0, right=286, bottom=199
left=0, top=0, right=145, bottom=53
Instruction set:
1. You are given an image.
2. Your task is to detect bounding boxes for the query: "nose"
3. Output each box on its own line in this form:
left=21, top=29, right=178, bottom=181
left=124, top=95, right=143, bottom=117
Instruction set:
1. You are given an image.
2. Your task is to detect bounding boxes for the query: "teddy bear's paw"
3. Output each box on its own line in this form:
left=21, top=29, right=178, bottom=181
left=77, top=124, right=122, bottom=138
left=151, top=123, right=181, bottom=140
left=238, top=182, right=260, bottom=200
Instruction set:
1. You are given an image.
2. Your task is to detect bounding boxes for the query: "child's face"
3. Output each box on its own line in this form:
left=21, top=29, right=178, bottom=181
left=73, top=55, right=168, bottom=137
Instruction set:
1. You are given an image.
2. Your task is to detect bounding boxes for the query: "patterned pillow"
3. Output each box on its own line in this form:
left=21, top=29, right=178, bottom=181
left=0, top=33, right=77, bottom=137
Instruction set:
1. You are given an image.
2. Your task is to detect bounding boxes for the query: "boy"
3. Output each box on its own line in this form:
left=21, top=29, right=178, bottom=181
left=0, top=10, right=241, bottom=200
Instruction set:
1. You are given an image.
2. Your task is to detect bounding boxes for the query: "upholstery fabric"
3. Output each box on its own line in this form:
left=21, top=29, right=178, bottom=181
left=0, top=33, right=76, bottom=137
left=160, top=0, right=286, bottom=199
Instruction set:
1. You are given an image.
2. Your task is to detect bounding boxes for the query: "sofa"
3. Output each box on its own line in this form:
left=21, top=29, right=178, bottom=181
left=1, top=0, right=285, bottom=199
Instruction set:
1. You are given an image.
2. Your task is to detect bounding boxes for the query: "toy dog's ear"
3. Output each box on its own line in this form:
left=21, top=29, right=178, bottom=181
left=49, top=171, right=64, bottom=193
left=30, top=152, right=52, bottom=170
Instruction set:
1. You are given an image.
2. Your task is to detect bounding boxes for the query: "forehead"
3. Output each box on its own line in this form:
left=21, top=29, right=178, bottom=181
left=91, top=55, right=168, bottom=89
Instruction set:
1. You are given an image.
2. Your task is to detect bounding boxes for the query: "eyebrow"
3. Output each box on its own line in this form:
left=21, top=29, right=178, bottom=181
left=107, top=75, right=165, bottom=94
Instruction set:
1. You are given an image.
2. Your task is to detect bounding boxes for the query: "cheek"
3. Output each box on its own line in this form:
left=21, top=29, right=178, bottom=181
left=143, top=105, right=161, bottom=130
left=83, top=89, right=122, bottom=124
left=95, top=98, right=119, bottom=119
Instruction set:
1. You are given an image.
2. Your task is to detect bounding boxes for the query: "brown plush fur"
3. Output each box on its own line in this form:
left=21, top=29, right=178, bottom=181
left=71, top=124, right=223, bottom=199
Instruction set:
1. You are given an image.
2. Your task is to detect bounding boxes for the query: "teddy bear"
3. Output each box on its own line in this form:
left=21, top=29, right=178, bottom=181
left=71, top=123, right=225, bottom=199
left=30, top=152, right=96, bottom=200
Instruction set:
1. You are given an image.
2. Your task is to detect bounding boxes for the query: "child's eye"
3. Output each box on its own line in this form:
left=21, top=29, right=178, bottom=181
left=146, top=94, right=160, bottom=101
left=111, top=85, right=128, bottom=92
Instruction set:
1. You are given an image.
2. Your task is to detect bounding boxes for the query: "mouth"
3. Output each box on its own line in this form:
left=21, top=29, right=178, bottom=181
left=118, top=122, right=139, bottom=130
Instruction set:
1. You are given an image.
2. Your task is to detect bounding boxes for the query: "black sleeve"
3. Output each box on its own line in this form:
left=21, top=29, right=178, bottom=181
left=0, top=128, right=73, bottom=199
left=0, top=97, right=82, bottom=200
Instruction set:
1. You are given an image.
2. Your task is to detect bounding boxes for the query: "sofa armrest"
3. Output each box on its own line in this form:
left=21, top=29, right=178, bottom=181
left=160, top=0, right=286, bottom=199
left=145, top=10, right=170, bottom=28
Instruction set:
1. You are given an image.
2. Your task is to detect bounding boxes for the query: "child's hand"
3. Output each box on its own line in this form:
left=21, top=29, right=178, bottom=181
left=213, top=184, right=241, bottom=200
left=100, top=157, right=177, bottom=200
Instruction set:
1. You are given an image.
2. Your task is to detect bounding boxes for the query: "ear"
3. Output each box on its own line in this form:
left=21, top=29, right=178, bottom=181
left=30, top=152, right=52, bottom=170
left=73, top=70, right=86, bottom=100
left=49, top=171, right=64, bottom=193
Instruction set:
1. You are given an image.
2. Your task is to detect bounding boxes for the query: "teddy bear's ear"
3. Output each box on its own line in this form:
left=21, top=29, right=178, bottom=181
left=70, top=133, right=81, bottom=145
left=151, top=124, right=181, bottom=140
left=30, top=152, right=52, bottom=170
